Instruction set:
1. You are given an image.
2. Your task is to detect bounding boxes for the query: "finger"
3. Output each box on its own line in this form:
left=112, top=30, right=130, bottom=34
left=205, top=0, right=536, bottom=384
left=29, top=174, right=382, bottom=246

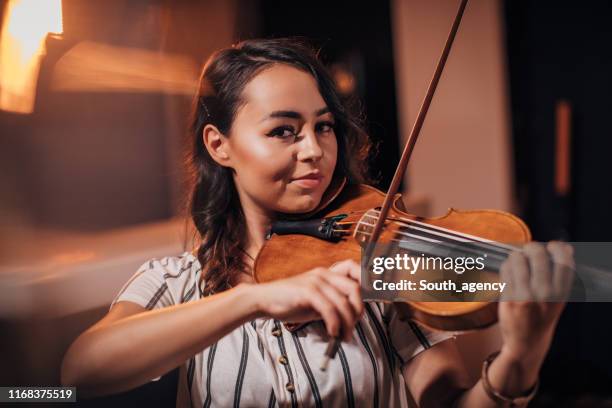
left=509, top=251, right=532, bottom=301
left=306, top=285, right=342, bottom=338
left=524, top=242, right=553, bottom=301
left=499, top=257, right=514, bottom=301
left=548, top=241, right=575, bottom=300
left=317, top=278, right=357, bottom=341
left=330, top=259, right=362, bottom=283
left=321, top=273, right=364, bottom=318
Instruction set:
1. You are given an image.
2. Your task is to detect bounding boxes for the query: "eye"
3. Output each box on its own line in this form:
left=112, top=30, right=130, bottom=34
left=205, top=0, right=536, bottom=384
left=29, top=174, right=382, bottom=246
left=266, top=125, right=297, bottom=139
left=316, top=121, right=336, bottom=134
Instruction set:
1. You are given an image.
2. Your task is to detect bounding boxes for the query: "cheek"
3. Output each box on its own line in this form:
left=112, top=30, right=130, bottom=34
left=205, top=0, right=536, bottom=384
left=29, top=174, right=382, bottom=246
left=319, top=134, right=338, bottom=177
left=327, top=136, right=338, bottom=169
left=231, top=134, right=294, bottom=184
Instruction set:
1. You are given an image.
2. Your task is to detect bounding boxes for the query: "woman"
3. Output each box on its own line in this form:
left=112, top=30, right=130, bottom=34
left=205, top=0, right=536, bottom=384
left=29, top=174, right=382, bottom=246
left=61, top=38, right=574, bottom=407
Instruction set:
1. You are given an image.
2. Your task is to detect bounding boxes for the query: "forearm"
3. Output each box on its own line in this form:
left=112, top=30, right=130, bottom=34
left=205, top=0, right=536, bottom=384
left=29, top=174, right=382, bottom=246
left=62, top=284, right=259, bottom=396
left=454, top=343, right=546, bottom=407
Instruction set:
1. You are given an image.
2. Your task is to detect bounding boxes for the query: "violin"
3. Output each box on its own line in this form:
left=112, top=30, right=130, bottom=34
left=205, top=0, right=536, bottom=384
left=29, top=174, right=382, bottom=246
left=254, top=176, right=530, bottom=333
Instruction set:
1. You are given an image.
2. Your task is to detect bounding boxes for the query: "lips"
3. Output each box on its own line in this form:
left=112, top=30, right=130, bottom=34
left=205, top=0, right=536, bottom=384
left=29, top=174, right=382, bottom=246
left=291, top=172, right=323, bottom=189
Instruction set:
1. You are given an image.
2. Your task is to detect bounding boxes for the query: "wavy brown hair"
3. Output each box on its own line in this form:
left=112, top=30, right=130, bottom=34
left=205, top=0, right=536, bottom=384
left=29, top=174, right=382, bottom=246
left=187, top=38, right=372, bottom=295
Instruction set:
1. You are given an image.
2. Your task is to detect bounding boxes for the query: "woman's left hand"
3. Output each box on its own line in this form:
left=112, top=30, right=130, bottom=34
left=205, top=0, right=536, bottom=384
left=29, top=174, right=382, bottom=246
left=498, top=241, right=575, bottom=362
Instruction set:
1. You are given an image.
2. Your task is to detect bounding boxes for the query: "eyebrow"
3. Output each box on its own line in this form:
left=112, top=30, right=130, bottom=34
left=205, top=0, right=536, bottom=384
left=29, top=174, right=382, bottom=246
left=260, top=107, right=331, bottom=122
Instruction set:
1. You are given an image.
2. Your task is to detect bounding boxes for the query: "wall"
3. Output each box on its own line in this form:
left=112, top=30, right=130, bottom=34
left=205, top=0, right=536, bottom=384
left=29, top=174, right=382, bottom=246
left=392, top=0, right=514, bottom=216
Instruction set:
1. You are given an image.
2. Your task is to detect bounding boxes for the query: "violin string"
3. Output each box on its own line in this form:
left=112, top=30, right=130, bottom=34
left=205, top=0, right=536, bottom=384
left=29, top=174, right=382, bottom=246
left=332, top=218, right=511, bottom=263
left=327, top=227, right=508, bottom=271
left=352, top=230, right=508, bottom=266
left=326, top=207, right=527, bottom=269
left=362, top=218, right=509, bottom=261
left=359, top=216, right=515, bottom=257
left=334, top=217, right=515, bottom=257
left=335, top=225, right=579, bottom=273
left=363, top=209, right=518, bottom=251
left=331, top=212, right=514, bottom=265
left=334, top=211, right=372, bottom=225
left=331, top=220, right=513, bottom=258
left=384, top=214, right=519, bottom=253
left=331, top=209, right=519, bottom=255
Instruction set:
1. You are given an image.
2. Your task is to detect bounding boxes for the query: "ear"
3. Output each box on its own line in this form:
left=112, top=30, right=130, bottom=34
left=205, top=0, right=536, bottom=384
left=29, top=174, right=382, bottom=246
left=202, top=124, right=232, bottom=167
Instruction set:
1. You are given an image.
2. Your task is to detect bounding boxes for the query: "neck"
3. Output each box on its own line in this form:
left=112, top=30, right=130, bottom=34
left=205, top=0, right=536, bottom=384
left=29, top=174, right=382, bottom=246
left=237, top=200, right=272, bottom=285
left=242, top=203, right=273, bottom=254
left=233, top=184, right=274, bottom=258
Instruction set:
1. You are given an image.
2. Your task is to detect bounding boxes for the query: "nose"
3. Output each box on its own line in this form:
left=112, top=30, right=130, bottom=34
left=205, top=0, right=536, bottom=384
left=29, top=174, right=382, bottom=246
left=296, top=129, right=323, bottom=162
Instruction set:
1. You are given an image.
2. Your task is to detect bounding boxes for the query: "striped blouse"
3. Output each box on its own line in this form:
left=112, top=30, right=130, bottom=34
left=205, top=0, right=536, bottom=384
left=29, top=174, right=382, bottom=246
left=109, top=252, right=454, bottom=407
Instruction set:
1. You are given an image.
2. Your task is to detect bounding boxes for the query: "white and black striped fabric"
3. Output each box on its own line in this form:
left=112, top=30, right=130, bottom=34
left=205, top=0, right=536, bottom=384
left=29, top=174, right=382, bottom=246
left=109, top=252, right=454, bottom=407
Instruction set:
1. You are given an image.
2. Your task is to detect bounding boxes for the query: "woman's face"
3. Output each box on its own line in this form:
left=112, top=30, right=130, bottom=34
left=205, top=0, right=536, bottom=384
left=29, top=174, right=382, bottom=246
left=222, top=64, right=338, bottom=215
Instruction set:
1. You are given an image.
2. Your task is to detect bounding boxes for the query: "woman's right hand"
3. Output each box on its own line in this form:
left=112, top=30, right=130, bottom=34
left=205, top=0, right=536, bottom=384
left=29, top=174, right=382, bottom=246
left=250, top=259, right=363, bottom=341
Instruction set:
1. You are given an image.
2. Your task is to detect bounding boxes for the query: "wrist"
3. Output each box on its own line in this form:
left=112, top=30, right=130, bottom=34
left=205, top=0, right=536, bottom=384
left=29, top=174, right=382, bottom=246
left=231, top=283, right=265, bottom=321
left=236, top=283, right=267, bottom=320
left=500, top=335, right=551, bottom=369
left=496, top=346, right=542, bottom=392
left=481, top=351, right=539, bottom=406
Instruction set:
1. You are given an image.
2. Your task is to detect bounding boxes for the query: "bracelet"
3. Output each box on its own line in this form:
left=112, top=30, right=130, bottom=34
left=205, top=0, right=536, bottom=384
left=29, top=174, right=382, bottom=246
left=481, top=351, right=539, bottom=407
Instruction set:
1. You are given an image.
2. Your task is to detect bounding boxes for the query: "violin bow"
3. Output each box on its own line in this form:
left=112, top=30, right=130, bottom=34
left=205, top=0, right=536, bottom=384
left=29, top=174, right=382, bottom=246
left=321, top=0, right=469, bottom=370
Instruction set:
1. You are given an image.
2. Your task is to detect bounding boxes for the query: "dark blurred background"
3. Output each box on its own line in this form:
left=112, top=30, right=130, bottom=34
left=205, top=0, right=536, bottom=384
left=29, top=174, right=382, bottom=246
left=505, top=1, right=612, bottom=405
left=0, top=0, right=611, bottom=406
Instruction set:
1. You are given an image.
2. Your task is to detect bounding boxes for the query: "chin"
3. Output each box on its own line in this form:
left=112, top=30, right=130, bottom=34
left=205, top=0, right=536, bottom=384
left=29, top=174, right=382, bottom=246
left=279, top=193, right=322, bottom=214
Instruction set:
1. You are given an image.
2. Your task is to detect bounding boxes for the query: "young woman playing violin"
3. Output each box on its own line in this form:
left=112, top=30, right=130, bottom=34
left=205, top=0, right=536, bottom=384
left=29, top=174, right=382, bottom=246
left=61, top=38, right=575, bottom=407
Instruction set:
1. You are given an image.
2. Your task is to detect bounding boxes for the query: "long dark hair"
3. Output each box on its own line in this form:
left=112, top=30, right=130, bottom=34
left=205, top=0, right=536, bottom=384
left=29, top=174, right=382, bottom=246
left=187, top=38, right=372, bottom=295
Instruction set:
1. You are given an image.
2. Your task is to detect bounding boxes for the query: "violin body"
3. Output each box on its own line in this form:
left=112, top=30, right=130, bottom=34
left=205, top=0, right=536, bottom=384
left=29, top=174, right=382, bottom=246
left=254, top=182, right=531, bottom=332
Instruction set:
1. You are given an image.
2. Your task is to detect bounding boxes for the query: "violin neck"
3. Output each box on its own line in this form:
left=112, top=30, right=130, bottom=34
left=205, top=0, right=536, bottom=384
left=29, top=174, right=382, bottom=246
left=396, top=239, right=612, bottom=302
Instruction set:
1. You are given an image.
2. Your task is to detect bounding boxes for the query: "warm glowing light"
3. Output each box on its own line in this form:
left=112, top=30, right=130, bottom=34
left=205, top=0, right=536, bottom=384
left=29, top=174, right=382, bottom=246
left=0, top=0, right=63, bottom=113
left=52, top=41, right=198, bottom=95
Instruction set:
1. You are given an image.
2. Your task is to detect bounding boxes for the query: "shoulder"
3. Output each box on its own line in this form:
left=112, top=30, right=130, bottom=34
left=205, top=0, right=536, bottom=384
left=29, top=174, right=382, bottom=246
left=110, top=251, right=203, bottom=310
left=147, top=251, right=200, bottom=278
left=130, top=251, right=201, bottom=288
left=144, top=251, right=203, bottom=295
left=143, top=251, right=199, bottom=272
